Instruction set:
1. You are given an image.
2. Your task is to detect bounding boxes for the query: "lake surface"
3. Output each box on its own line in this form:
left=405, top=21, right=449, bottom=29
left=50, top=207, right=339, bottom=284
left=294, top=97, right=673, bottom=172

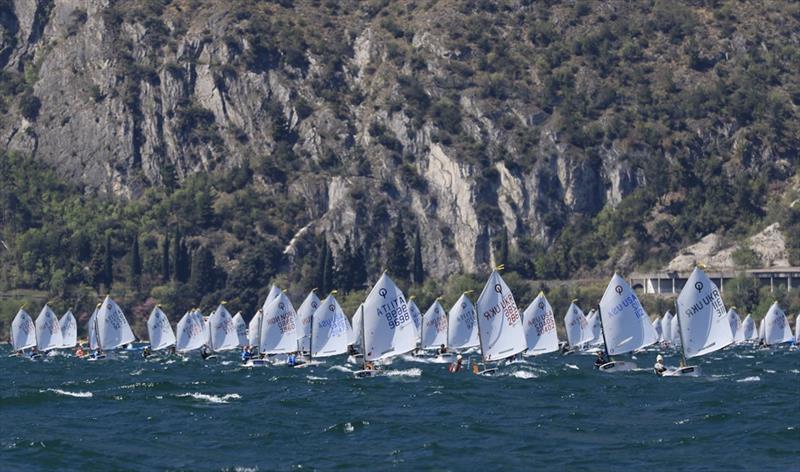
left=1, top=345, right=797, bottom=471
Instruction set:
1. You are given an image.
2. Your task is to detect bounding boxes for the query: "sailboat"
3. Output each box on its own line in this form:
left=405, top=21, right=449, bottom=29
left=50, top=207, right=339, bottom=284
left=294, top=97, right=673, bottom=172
left=741, top=314, right=758, bottom=342
left=309, top=293, right=349, bottom=363
left=758, top=318, right=766, bottom=343
left=231, top=312, right=249, bottom=347
left=522, top=291, right=560, bottom=356
left=420, top=299, right=448, bottom=358
left=176, top=310, right=208, bottom=356
left=795, top=314, right=800, bottom=345
left=473, top=269, right=527, bottom=375
left=564, top=301, right=593, bottom=353
left=35, top=304, right=63, bottom=356
left=727, top=307, right=745, bottom=344
left=596, top=273, right=658, bottom=372
left=664, top=267, right=733, bottom=377
left=208, top=304, right=240, bottom=354
left=10, top=308, right=37, bottom=356
left=354, top=272, right=417, bottom=378
left=585, top=308, right=603, bottom=349
left=59, top=310, right=78, bottom=350
left=407, top=298, right=423, bottom=347
left=761, top=302, right=794, bottom=346
left=86, top=305, right=100, bottom=354
left=247, top=309, right=263, bottom=352
left=669, top=311, right=682, bottom=349
left=652, top=315, right=663, bottom=344
left=662, top=311, right=674, bottom=346
left=447, top=293, right=479, bottom=355
left=296, top=290, right=320, bottom=355
left=256, top=291, right=298, bottom=366
left=146, top=306, right=176, bottom=353
left=92, top=296, right=137, bottom=359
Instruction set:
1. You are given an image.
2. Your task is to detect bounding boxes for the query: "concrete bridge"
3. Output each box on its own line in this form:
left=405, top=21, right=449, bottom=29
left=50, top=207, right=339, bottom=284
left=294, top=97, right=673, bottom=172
left=629, top=268, right=800, bottom=295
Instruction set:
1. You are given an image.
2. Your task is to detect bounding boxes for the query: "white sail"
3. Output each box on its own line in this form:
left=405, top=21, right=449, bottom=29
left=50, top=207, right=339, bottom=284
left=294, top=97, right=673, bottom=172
left=652, top=316, right=663, bottom=342
left=522, top=292, right=559, bottom=355
left=349, top=305, right=363, bottom=347
left=598, top=273, right=657, bottom=355
left=670, top=312, right=682, bottom=347
left=208, top=304, right=240, bottom=352
left=176, top=311, right=207, bottom=352
left=564, top=302, right=593, bottom=348
left=232, top=312, right=249, bottom=347
left=586, top=309, right=603, bottom=346
left=741, top=314, right=757, bottom=341
left=59, top=310, right=78, bottom=348
left=35, top=304, right=63, bottom=352
left=87, top=306, right=99, bottom=350
left=261, top=285, right=282, bottom=312
left=10, top=308, right=37, bottom=351
left=447, top=293, right=480, bottom=349
left=758, top=318, right=765, bottom=341
left=96, top=296, right=136, bottom=350
left=676, top=267, right=732, bottom=358
left=247, top=310, right=262, bottom=347
left=728, top=308, right=745, bottom=343
left=763, top=302, right=793, bottom=345
left=420, top=300, right=448, bottom=349
left=362, top=273, right=417, bottom=361
left=310, top=295, right=349, bottom=358
left=662, top=311, right=673, bottom=344
left=260, top=293, right=298, bottom=354
left=475, top=271, right=527, bottom=362
left=147, top=306, right=176, bottom=351
left=296, top=291, right=321, bottom=353
left=795, top=314, right=800, bottom=344
left=408, top=300, right=422, bottom=343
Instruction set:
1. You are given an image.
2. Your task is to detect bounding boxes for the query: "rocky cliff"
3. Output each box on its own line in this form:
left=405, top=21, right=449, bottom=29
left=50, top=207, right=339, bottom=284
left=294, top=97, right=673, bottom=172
left=1, top=0, right=798, bottom=279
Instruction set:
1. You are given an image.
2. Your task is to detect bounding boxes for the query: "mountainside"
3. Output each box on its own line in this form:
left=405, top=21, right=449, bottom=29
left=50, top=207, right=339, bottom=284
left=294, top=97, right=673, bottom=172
left=1, top=1, right=799, bottom=325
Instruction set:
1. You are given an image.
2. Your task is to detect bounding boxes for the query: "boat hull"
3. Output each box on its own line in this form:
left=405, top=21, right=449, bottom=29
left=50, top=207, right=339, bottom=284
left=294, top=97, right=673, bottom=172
left=243, top=359, right=271, bottom=367
left=598, top=360, right=637, bottom=372
left=353, top=369, right=381, bottom=378
left=663, top=365, right=701, bottom=377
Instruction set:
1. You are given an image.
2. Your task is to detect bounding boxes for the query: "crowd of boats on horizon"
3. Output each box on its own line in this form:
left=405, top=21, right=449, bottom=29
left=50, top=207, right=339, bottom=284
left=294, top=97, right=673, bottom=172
left=8, top=267, right=799, bottom=377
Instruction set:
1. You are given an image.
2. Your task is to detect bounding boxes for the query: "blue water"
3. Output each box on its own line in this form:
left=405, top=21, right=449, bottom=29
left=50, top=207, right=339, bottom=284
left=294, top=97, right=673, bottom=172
left=1, top=345, right=797, bottom=471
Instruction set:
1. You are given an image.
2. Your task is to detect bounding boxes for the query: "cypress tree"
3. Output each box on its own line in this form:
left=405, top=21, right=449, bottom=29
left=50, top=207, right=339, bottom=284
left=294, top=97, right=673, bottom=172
left=321, top=242, right=334, bottom=294
left=189, top=246, right=216, bottom=296
left=497, top=229, right=509, bottom=268
left=172, top=227, right=181, bottom=282
left=336, top=238, right=355, bottom=293
left=387, top=219, right=409, bottom=280
left=352, top=245, right=368, bottom=290
left=103, top=234, right=113, bottom=288
left=315, top=233, right=327, bottom=290
left=162, top=233, right=170, bottom=282
left=412, top=230, right=424, bottom=285
left=130, top=234, right=141, bottom=290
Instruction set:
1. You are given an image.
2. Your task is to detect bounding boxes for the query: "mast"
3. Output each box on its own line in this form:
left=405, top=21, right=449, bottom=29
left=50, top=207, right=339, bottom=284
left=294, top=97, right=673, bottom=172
left=596, top=305, right=610, bottom=359
left=359, top=303, right=366, bottom=369
left=673, top=298, right=687, bottom=366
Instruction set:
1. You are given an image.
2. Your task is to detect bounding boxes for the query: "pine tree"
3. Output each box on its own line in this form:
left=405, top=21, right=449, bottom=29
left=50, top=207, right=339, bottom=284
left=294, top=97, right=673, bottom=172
left=336, top=238, right=355, bottom=293
left=162, top=233, right=170, bottom=282
left=497, top=229, right=509, bottom=268
left=412, top=230, right=424, bottom=285
left=387, top=219, right=409, bottom=280
left=130, top=234, right=141, bottom=290
left=103, top=234, right=113, bottom=289
left=172, top=227, right=181, bottom=282
left=189, top=246, right=217, bottom=296
left=315, top=233, right=327, bottom=290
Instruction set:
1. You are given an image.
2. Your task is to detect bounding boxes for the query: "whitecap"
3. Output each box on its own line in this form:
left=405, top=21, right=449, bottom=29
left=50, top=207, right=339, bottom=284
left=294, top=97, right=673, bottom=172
left=177, top=392, right=241, bottom=404
left=565, top=364, right=579, bottom=370
left=736, top=376, right=760, bottom=383
left=509, top=370, right=537, bottom=379
left=306, top=375, right=328, bottom=381
left=384, top=368, right=422, bottom=378
left=328, top=365, right=354, bottom=373
left=44, top=388, right=92, bottom=398
left=765, top=369, right=776, bottom=374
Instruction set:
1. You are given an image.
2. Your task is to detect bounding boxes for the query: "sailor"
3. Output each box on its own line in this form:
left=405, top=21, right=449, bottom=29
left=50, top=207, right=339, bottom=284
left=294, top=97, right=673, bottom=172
left=287, top=352, right=297, bottom=366
left=437, top=344, right=448, bottom=355
left=654, top=354, right=667, bottom=376
left=594, top=351, right=608, bottom=368
left=75, top=345, right=85, bottom=358
left=200, top=346, right=212, bottom=360
left=241, top=347, right=252, bottom=363
left=168, top=346, right=176, bottom=356
left=449, top=354, right=463, bottom=373
left=142, top=346, right=152, bottom=359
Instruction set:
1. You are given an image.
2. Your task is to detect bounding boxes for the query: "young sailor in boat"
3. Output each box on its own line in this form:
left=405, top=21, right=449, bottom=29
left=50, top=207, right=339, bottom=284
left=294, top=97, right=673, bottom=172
left=287, top=352, right=305, bottom=367
left=437, top=344, right=448, bottom=355
left=594, top=351, right=608, bottom=368
left=449, top=354, right=463, bottom=373
left=241, top=346, right=252, bottom=363
left=75, top=345, right=86, bottom=358
left=200, top=345, right=212, bottom=360
left=142, top=346, right=152, bottom=359
left=653, top=354, right=667, bottom=376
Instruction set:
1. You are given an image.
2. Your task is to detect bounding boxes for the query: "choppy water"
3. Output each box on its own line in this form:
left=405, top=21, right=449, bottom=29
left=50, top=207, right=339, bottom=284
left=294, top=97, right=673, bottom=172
left=1, top=345, right=797, bottom=471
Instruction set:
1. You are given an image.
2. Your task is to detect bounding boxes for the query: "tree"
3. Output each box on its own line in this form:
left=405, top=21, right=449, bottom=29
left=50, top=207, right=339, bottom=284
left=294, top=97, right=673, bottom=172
left=103, top=234, right=113, bottom=289
left=321, top=241, right=334, bottom=294
left=161, top=233, right=170, bottom=281
left=336, top=238, right=355, bottom=293
left=352, top=245, right=368, bottom=290
left=387, top=219, right=409, bottom=280
left=172, top=227, right=181, bottom=282
left=412, top=230, right=424, bottom=284
left=496, top=229, right=509, bottom=268
left=172, top=227, right=190, bottom=283
left=130, top=234, right=141, bottom=290
left=189, top=246, right=218, bottom=296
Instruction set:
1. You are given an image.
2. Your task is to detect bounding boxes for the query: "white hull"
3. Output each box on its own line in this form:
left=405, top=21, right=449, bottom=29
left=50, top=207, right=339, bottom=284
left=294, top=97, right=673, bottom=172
left=353, top=369, right=381, bottom=378
left=243, top=359, right=272, bottom=367
left=663, top=365, right=701, bottom=377
left=598, top=360, right=636, bottom=372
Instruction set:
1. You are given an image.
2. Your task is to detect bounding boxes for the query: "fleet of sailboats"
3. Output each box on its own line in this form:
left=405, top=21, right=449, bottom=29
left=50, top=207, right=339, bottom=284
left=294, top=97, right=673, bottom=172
left=6, top=266, right=798, bottom=376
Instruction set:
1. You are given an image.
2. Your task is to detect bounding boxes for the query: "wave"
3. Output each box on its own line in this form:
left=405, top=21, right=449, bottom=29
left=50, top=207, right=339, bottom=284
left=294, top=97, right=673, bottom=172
left=177, top=392, right=241, bottom=404
left=44, top=388, right=92, bottom=398
left=565, top=364, right=580, bottom=370
left=508, top=370, right=537, bottom=379
left=736, top=376, right=760, bottom=383
left=383, top=368, right=422, bottom=378
left=328, top=365, right=354, bottom=373
left=306, top=375, right=328, bottom=381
